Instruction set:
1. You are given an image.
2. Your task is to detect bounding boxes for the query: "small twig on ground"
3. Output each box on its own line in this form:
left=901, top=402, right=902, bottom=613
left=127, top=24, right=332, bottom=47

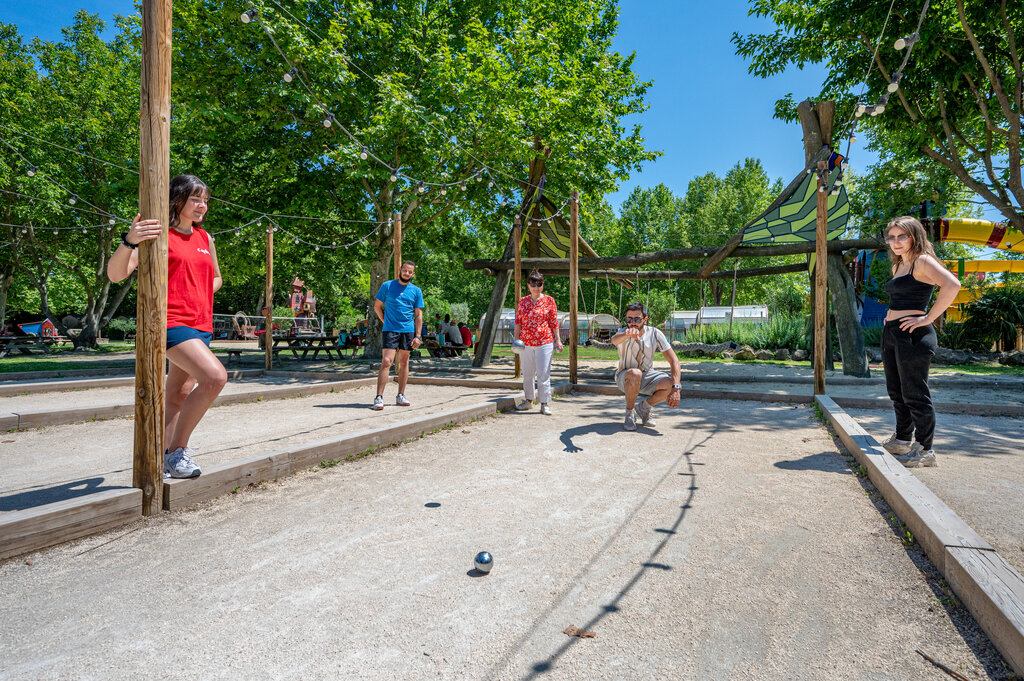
left=75, top=527, right=140, bottom=556
left=915, top=649, right=971, bottom=681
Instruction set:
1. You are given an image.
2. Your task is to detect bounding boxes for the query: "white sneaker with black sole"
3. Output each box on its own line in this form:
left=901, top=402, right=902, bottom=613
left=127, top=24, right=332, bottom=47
left=164, top=446, right=202, bottom=479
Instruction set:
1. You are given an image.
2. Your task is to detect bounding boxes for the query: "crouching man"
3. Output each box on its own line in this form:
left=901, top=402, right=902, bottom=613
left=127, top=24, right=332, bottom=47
left=610, top=302, right=682, bottom=431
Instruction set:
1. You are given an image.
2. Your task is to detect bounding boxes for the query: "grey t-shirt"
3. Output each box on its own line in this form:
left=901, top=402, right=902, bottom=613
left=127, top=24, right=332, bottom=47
left=616, top=326, right=671, bottom=373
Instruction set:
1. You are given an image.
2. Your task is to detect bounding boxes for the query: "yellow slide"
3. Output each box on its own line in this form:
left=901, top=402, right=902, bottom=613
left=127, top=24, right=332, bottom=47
left=932, top=218, right=1024, bottom=252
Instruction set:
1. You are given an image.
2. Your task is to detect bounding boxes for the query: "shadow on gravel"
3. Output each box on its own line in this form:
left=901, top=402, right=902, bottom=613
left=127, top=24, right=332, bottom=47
left=0, top=477, right=131, bottom=511
left=774, top=451, right=853, bottom=474
left=491, top=426, right=715, bottom=680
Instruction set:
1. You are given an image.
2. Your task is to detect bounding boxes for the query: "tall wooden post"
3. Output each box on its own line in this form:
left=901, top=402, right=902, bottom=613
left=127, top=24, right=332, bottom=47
left=264, top=224, right=273, bottom=370
left=134, top=0, right=172, bottom=515
left=513, top=218, right=522, bottom=378
left=569, top=192, right=579, bottom=385
left=392, top=213, right=402, bottom=277
left=814, top=161, right=828, bottom=395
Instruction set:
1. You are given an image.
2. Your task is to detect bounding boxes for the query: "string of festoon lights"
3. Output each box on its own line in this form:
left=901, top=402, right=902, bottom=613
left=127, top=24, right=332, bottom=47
left=262, top=0, right=571, bottom=206
left=813, top=0, right=931, bottom=200
left=1, top=128, right=392, bottom=248
left=238, top=4, right=567, bottom=213
left=240, top=10, right=518, bottom=208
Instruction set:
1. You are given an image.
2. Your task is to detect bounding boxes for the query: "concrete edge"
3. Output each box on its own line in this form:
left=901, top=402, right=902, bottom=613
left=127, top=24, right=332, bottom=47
left=5, top=376, right=375, bottom=430
left=0, top=488, right=142, bottom=562
left=815, top=394, right=1024, bottom=677
left=0, top=369, right=261, bottom=397
left=0, top=367, right=136, bottom=382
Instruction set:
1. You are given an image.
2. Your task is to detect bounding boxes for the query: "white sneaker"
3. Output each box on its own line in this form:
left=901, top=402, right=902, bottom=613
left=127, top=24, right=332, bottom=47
left=164, top=446, right=201, bottom=479
left=623, top=409, right=637, bottom=431
left=396, top=393, right=411, bottom=406
left=896, top=442, right=937, bottom=468
left=372, top=395, right=384, bottom=410
left=515, top=400, right=533, bottom=411
left=881, top=434, right=912, bottom=455
left=635, top=400, right=655, bottom=427
left=540, top=403, right=552, bottom=415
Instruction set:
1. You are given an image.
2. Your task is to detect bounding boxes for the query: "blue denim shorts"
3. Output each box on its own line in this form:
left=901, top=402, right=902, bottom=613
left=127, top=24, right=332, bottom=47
left=167, top=326, right=213, bottom=349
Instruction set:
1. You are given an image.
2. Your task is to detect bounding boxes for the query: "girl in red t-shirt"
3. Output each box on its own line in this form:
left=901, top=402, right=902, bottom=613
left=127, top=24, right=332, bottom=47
left=107, top=174, right=226, bottom=479
left=513, top=269, right=563, bottom=414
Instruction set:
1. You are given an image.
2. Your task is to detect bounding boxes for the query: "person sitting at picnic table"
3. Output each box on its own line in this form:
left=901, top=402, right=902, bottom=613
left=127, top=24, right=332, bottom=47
left=446, top=318, right=464, bottom=350
left=458, top=322, right=472, bottom=348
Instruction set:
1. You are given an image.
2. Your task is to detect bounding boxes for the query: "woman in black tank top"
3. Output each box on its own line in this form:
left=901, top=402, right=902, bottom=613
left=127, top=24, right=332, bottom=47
left=878, top=216, right=961, bottom=468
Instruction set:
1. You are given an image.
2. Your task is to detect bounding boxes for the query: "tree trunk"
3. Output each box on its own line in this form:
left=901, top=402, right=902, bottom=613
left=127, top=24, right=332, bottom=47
left=827, top=253, right=869, bottom=377
left=363, top=254, right=391, bottom=360
left=0, top=263, right=14, bottom=328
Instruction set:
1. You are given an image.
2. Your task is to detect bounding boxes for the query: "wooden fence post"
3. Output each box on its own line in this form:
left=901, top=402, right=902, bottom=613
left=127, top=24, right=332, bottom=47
left=814, top=161, right=828, bottom=395
left=134, top=0, right=172, bottom=515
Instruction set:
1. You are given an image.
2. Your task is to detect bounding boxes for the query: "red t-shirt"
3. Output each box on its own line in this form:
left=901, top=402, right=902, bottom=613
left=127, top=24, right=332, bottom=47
left=460, top=326, right=472, bottom=347
left=515, top=294, right=558, bottom=346
left=166, top=227, right=215, bottom=332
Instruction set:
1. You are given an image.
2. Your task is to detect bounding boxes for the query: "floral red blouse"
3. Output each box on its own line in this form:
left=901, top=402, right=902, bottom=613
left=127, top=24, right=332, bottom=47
left=515, top=294, right=559, bottom=347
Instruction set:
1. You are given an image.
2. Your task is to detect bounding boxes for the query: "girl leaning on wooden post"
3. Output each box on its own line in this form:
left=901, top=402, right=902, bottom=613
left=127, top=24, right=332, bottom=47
left=108, top=174, right=226, bottom=478
left=879, top=215, right=960, bottom=468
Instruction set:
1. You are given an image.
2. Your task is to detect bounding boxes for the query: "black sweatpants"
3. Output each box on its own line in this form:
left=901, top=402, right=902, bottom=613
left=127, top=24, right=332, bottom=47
left=881, top=320, right=938, bottom=450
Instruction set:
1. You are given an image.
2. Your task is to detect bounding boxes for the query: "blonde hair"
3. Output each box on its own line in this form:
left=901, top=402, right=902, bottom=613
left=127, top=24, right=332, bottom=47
left=886, top=215, right=935, bottom=270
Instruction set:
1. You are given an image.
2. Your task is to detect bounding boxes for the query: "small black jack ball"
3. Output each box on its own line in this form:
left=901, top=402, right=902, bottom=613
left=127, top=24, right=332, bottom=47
left=474, top=551, right=493, bottom=574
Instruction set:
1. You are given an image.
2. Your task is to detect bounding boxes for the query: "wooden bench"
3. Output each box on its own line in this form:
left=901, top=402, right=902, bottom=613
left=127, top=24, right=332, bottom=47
left=0, top=335, right=64, bottom=358
left=421, top=338, right=468, bottom=358
left=224, top=348, right=280, bottom=365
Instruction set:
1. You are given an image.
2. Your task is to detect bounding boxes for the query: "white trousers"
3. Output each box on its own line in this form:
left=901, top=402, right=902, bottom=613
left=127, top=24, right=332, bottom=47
left=521, top=342, right=554, bottom=403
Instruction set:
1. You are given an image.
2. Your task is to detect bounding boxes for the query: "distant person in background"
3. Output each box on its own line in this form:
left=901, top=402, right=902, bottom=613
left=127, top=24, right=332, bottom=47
left=458, top=322, right=472, bottom=348
left=107, top=173, right=226, bottom=478
left=610, top=301, right=681, bottom=431
left=513, top=269, right=562, bottom=415
left=879, top=215, right=960, bottom=468
left=434, top=314, right=443, bottom=335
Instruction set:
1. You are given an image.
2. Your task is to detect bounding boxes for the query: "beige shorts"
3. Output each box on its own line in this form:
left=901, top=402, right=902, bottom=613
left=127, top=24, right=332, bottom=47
left=614, top=368, right=670, bottom=396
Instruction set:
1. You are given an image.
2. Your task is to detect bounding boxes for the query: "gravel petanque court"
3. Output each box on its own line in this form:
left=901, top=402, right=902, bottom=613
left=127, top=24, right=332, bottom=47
left=0, top=393, right=1011, bottom=680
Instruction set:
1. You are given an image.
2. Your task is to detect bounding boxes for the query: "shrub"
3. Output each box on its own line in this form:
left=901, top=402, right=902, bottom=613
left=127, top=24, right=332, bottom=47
left=936, top=321, right=989, bottom=352
left=862, top=326, right=883, bottom=347
left=751, top=316, right=808, bottom=351
left=962, top=285, right=1024, bottom=350
left=104, top=317, right=136, bottom=340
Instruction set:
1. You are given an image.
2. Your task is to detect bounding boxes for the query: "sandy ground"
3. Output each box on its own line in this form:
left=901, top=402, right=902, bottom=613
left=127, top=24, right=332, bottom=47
left=0, top=394, right=1013, bottom=680
left=847, top=408, right=1024, bottom=577
left=0, top=383, right=511, bottom=512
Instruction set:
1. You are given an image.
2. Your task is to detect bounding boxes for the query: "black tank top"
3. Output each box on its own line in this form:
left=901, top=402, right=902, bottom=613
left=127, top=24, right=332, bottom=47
left=885, top=259, right=934, bottom=311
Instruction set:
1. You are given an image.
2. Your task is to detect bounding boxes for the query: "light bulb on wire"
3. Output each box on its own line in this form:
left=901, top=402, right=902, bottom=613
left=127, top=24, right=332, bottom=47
left=894, top=32, right=919, bottom=50
left=26, top=166, right=37, bottom=177
left=283, top=68, right=297, bottom=83
left=887, top=72, right=901, bottom=93
left=108, top=218, right=116, bottom=225
left=68, top=195, right=77, bottom=205
left=359, top=146, right=368, bottom=160
left=240, top=8, right=257, bottom=24
left=389, top=170, right=398, bottom=182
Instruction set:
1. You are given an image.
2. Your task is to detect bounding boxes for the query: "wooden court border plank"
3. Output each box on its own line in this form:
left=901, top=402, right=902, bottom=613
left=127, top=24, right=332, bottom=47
left=0, top=488, right=142, bottom=562
left=816, top=395, right=1024, bottom=677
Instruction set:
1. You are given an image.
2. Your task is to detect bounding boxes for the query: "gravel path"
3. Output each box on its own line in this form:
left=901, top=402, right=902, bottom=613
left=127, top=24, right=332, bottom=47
left=0, top=395, right=1011, bottom=680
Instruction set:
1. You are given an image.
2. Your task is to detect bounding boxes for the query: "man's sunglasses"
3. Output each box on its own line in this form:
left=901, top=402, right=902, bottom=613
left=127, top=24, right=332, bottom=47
left=625, top=316, right=645, bottom=323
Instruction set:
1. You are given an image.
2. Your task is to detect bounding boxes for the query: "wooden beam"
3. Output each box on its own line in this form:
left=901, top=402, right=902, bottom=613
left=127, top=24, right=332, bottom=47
left=569, top=191, right=579, bottom=384
left=816, top=100, right=835, bottom=148
left=499, top=263, right=809, bottom=280
left=134, top=0, right=172, bottom=516
left=814, top=161, right=828, bottom=395
left=392, top=212, right=402, bottom=278
left=264, top=224, right=273, bottom=370
left=513, top=219, right=521, bottom=379
left=464, top=238, right=880, bottom=272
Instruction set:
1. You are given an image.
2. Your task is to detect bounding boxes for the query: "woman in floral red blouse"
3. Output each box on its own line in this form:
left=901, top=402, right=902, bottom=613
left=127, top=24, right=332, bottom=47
left=514, top=269, right=563, bottom=414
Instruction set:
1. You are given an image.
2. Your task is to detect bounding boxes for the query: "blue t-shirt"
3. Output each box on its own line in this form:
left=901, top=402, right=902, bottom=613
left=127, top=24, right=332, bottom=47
left=375, top=280, right=424, bottom=333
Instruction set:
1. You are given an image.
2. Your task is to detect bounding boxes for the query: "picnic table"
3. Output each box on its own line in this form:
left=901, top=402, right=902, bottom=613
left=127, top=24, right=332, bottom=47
left=271, top=334, right=345, bottom=361
left=420, top=335, right=468, bottom=358
left=0, top=334, right=71, bottom=359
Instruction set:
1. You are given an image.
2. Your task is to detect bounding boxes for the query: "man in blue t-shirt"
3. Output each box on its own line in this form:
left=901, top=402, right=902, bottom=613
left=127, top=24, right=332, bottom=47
left=372, top=260, right=424, bottom=410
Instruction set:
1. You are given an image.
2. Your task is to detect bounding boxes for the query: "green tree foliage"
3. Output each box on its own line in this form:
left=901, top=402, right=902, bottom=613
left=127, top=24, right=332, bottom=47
left=0, top=13, right=141, bottom=346
left=734, top=0, right=1024, bottom=231
left=963, top=284, right=1024, bottom=350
